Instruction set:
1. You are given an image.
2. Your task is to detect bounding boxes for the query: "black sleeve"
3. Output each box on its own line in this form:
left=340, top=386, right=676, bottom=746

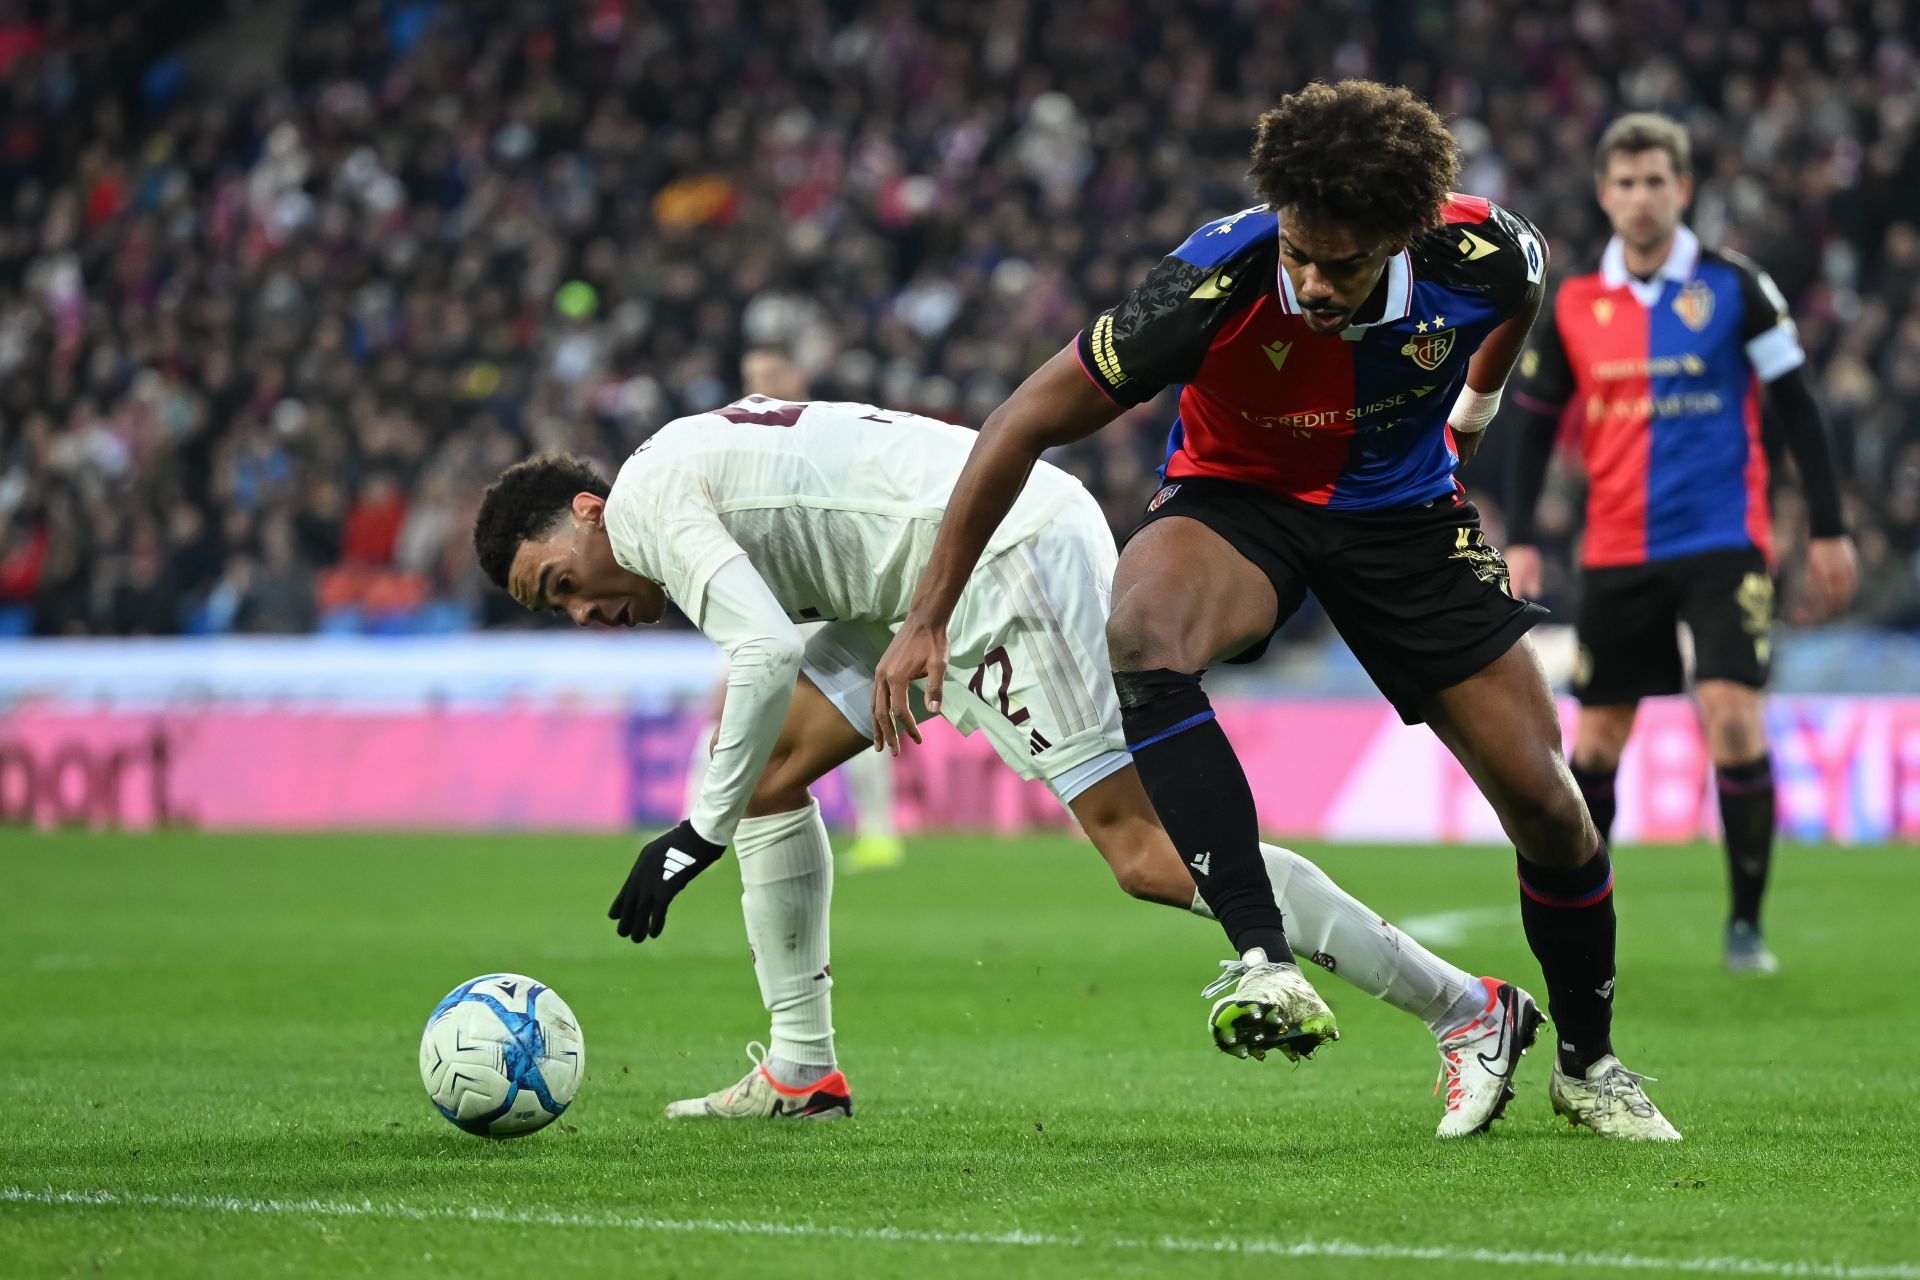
left=1424, top=201, right=1550, bottom=323
left=1075, top=252, right=1263, bottom=407
left=1481, top=204, right=1551, bottom=323
left=1507, top=286, right=1576, bottom=413
left=1500, top=399, right=1562, bottom=546
left=1722, top=248, right=1794, bottom=342
left=1721, top=248, right=1813, bottom=387
left=1765, top=364, right=1847, bottom=538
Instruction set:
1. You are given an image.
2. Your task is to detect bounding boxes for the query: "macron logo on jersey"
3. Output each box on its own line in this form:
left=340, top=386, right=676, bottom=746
left=662, top=849, right=698, bottom=881
left=1190, top=851, right=1212, bottom=877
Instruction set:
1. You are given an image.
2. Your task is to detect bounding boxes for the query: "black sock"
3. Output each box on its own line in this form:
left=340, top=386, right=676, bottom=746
left=1516, top=846, right=1616, bottom=1076
left=1570, top=761, right=1618, bottom=846
left=1717, top=755, right=1775, bottom=929
left=1116, top=668, right=1289, bottom=959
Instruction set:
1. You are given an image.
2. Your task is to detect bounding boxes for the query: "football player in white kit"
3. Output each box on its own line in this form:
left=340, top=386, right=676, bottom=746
left=682, top=348, right=907, bottom=872
left=473, top=396, right=1541, bottom=1137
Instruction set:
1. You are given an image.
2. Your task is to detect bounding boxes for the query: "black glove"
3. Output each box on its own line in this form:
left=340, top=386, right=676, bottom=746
left=609, top=820, right=726, bottom=943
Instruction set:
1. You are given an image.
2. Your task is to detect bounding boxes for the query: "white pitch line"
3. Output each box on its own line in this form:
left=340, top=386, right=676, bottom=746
left=4, top=1187, right=1916, bottom=1278
left=1397, top=905, right=1511, bottom=946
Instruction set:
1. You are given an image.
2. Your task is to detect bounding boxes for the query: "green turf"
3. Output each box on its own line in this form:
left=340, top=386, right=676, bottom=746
left=3, top=829, right=1918, bottom=1278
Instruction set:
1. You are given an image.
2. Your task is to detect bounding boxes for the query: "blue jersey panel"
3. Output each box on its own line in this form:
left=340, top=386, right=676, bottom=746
left=1158, top=411, right=1187, bottom=484
left=1643, top=262, right=1759, bottom=560
left=1323, top=280, right=1504, bottom=509
left=1169, top=206, right=1277, bottom=268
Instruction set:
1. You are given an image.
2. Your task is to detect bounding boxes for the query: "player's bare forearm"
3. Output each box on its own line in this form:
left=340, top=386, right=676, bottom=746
left=1466, top=285, right=1544, bottom=393
left=906, top=344, right=1122, bottom=625
left=1452, top=285, right=1543, bottom=464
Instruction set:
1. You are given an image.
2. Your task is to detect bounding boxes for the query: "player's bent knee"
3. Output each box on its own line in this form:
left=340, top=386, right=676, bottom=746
left=1509, top=778, right=1595, bottom=866
left=1708, top=721, right=1763, bottom=764
left=1573, top=709, right=1636, bottom=770
left=1106, top=605, right=1195, bottom=674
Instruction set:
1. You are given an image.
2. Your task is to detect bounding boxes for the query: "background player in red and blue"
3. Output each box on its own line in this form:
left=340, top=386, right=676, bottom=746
left=874, top=81, right=1680, bottom=1139
left=1503, top=114, right=1858, bottom=976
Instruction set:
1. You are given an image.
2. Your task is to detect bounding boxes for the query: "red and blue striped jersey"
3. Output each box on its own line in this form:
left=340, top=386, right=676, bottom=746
left=1510, top=224, right=1806, bottom=567
left=1074, top=194, right=1545, bottom=510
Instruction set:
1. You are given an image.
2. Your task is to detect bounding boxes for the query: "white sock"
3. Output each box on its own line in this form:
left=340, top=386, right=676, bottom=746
left=736, top=798, right=837, bottom=1075
left=842, top=747, right=897, bottom=839
left=1191, top=843, right=1484, bottom=1035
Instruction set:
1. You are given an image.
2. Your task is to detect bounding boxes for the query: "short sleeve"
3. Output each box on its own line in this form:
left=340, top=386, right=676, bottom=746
left=1481, top=204, right=1550, bottom=322
left=1075, top=253, right=1262, bottom=407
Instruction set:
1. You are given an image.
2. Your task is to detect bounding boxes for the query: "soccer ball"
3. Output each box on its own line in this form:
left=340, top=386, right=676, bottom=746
left=419, top=973, right=585, bottom=1137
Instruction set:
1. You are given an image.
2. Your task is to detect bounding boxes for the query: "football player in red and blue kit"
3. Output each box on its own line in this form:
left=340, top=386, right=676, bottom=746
left=1503, top=114, right=1857, bottom=977
left=875, top=81, right=1679, bottom=1139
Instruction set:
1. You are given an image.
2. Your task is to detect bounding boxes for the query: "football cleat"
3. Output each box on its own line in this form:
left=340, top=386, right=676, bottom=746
left=1549, top=1054, right=1682, bottom=1141
left=844, top=834, right=907, bottom=873
left=664, top=1043, right=852, bottom=1121
left=1433, top=978, right=1544, bottom=1138
left=1202, top=949, right=1339, bottom=1062
left=1724, top=920, right=1779, bottom=975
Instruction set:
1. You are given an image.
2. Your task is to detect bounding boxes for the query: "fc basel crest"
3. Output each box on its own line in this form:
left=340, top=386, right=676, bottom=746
left=1673, top=280, right=1715, bottom=331
left=1401, top=328, right=1455, bottom=372
left=1147, top=483, right=1181, bottom=512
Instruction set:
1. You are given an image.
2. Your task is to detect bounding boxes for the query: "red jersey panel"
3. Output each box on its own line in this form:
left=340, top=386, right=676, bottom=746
left=1074, top=196, right=1546, bottom=510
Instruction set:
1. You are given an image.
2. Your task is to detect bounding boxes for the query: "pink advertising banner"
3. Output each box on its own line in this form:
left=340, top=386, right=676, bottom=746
left=2, top=697, right=1917, bottom=843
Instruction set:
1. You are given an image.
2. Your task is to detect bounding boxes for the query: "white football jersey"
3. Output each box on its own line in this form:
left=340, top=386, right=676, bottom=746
left=604, top=396, right=1088, bottom=624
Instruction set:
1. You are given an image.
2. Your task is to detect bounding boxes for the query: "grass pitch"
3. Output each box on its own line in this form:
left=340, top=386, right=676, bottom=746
left=4, top=829, right=1918, bottom=1278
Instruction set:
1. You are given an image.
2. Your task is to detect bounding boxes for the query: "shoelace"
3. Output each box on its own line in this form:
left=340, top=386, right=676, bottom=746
left=1202, top=957, right=1277, bottom=999
left=1592, top=1063, right=1660, bottom=1118
left=1431, top=1018, right=1487, bottom=1110
left=721, top=1041, right=772, bottom=1104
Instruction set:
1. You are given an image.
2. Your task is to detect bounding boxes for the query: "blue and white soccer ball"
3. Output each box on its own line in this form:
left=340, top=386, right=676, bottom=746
left=419, top=973, right=585, bottom=1137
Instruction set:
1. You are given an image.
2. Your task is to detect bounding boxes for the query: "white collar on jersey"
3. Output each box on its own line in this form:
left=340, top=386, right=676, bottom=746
left=1600, top=223, right=1700, bottom=307
left=1275, top=244, right=1414, bottom=336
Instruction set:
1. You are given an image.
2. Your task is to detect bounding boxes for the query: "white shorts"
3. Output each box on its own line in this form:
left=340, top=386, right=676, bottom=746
left=802, top=492, right=1130, bottom=805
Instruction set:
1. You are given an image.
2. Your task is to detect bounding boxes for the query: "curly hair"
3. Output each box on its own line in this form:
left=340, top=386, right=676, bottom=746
left=472, top=454, right=610, bottom=591
left=1248, top=81, right=1461, bottom=245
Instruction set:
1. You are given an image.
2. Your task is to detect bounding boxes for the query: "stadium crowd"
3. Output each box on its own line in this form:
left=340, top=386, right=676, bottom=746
left=1, top=0, right=1917, bottom=638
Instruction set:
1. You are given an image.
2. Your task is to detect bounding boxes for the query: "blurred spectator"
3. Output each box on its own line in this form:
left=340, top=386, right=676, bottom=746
left=342, top=472, right=407, bottom=567
left=235, top=515, right=315, bottom=634
left=0, top=0, right=1916, bottom=639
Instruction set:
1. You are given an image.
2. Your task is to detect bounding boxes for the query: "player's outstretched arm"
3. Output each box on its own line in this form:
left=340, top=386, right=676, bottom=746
left=611, top=555, right=805, bottom=943
left=870, top=344, right=1121, bottom=753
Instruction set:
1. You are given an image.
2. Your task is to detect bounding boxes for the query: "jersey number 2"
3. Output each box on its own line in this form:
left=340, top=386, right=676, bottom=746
left=967, top=646, right=1030, bottom=725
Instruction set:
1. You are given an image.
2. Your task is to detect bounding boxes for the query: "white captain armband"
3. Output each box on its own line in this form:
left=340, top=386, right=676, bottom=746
left=1747, top=321, right=1807, bottom=383
left=1448, top=385, right=1503, bottom=435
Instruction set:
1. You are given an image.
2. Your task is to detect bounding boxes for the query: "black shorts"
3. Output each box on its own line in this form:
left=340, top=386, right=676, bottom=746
left=1128, top=476, right=1547, bottom=724
left=1574, top=547, right=1773, bottom=705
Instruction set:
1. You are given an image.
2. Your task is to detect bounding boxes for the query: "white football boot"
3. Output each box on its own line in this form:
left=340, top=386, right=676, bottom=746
left=664, top=1043, right=852, bottom=1120
left=1433, top=978, right=1544, bottom=1138
left=1724, top=921, right=1780, bottom=975
left=1202, top=948, right=1339, bottom=1062
left=1549, top=1054, right=1682, bottom=1140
